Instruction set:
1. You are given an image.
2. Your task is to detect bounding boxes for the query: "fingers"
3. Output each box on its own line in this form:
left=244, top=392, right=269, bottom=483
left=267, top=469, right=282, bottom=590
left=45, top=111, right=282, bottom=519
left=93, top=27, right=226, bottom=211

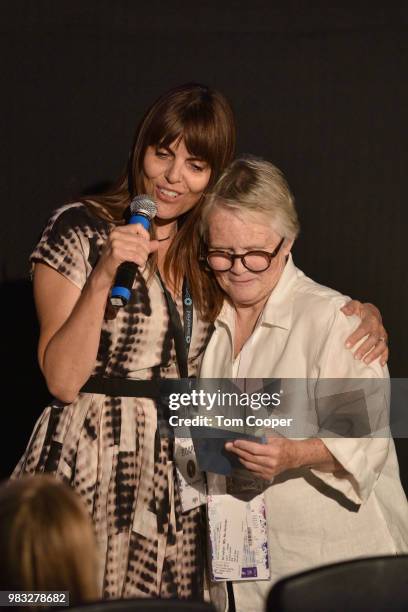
left=341, top=299, right=362, bottom=316
left=352, top=329, right=387, bottom=359
left=345, top=317, right=374, bottom=350
left=354, top=335, right=388, bottom=365
left=106, top=225, right=156, bottom=268
left=345, top=314, right=375, bottom=348
left=344, top=303, right=388, bottom=364
left=225, top=439, right=283, bottom=465
left=345, top=315, right=385, bottom=347
left=236, top=458, right=266, bottom=477
left=346, top=327, right=389, bottom=365
left=225, top=439, right=268, bottom=456
left=225, top=438, right=294, bottom=480
left=116, top=223, right=151, bottom=240
left=225, top=442, right=266, bottom=463
left=343, top=300, right=386, bottom=352
left=109, top=236, right=150, bottom=267
left=363, top=340, right=389, bottom=366
left=225, top=442, right=273, bottom=479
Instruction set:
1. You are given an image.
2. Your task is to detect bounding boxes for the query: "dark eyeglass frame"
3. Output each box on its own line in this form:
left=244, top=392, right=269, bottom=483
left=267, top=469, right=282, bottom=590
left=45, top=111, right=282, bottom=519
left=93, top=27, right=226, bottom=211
left=202, top=236, right=285, bottom=272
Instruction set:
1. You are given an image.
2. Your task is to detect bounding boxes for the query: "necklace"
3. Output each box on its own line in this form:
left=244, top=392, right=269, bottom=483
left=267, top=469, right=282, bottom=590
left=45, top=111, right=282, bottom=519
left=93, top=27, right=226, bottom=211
left=158, top=229, right=178, bottom=242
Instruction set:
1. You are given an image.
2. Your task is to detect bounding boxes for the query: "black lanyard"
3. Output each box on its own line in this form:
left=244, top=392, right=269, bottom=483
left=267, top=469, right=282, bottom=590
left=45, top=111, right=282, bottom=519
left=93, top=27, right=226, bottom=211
left=157, top=274, right=193, bottom=378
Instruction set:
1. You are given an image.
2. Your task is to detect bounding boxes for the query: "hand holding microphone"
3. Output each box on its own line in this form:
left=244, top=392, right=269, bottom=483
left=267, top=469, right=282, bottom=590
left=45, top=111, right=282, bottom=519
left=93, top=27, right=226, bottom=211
left=97, top=195, right=158, bottom=307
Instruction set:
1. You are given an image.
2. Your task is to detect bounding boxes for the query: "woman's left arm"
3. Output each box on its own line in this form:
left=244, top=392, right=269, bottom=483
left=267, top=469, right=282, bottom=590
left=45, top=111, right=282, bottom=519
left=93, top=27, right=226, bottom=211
left=226, top=301, right=390, bottom=504
left=341, top=300, right=388, bottom=365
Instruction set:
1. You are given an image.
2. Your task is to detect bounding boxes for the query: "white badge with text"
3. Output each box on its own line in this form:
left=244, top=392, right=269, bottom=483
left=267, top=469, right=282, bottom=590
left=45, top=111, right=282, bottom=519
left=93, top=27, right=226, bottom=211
left=207, top=485, right=270, bottom=581
left=174, top=438, right=207, bottom=512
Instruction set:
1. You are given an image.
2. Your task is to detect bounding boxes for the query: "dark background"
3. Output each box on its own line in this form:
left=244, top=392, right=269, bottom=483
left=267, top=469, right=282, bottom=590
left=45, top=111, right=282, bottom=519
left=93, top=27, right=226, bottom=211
left=1, top=2, right=407, bottom=487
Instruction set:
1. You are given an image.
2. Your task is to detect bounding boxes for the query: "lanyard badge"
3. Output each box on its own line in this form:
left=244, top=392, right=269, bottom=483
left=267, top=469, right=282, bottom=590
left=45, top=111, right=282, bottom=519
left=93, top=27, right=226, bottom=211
left=158, top=274, right=206, bottom=510
left=207, top=473, right=270, bottom=581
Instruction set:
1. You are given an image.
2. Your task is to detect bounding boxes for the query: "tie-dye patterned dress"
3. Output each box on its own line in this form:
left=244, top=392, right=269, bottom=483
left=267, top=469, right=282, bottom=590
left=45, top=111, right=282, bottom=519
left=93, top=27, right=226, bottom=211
left=13, top=203, right=211, bottom=600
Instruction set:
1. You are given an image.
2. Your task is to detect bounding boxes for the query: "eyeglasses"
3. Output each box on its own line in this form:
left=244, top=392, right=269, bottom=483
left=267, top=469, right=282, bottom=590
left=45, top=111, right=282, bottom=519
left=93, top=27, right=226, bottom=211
left=203, top=237, right=285, bottom=272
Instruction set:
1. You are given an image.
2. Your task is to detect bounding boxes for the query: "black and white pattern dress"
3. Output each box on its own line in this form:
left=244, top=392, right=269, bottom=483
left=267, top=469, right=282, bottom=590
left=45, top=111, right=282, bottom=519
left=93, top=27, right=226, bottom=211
left=13, top=203, right=211, bottom=600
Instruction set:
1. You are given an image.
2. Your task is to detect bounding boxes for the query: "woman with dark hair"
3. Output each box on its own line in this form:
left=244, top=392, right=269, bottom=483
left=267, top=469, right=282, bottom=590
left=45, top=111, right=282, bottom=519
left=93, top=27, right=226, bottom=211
left=13, top=83, right=387, bottom=600
left=14, top=84, right=237, bottom=601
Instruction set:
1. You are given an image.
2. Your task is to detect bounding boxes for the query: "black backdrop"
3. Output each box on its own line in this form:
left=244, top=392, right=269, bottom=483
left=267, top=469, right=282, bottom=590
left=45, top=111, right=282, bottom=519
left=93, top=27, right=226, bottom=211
left=1, top=2, right=407, bottom=486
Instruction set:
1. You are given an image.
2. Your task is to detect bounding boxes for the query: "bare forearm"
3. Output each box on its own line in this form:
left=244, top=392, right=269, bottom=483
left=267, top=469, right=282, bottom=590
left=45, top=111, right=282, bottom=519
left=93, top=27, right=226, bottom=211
left=38, top=223, right=159, bottom=403
left=42, top=269, right=111, bottom=402
left=292, top=438, right=346, bottom=474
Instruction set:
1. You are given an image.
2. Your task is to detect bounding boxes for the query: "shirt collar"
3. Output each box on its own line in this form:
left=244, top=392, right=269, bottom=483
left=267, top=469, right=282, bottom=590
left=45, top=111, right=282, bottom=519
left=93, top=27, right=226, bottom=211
left=214, top=254, right=300, bottom=332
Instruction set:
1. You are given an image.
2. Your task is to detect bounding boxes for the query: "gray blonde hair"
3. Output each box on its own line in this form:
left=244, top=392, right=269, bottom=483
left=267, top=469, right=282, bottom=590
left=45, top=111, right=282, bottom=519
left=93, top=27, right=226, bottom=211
left=200, top=156, right=300, bottom=240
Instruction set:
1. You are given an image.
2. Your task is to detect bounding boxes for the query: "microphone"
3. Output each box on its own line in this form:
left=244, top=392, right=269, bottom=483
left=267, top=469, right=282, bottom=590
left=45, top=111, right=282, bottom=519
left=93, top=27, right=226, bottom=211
left=109, top=194, right=157, bottom=307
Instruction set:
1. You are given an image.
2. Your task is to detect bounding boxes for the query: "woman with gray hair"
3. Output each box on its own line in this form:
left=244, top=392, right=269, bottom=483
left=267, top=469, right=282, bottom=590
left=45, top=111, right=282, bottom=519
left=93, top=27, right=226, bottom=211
left=198, top=157, right=408, bottom=612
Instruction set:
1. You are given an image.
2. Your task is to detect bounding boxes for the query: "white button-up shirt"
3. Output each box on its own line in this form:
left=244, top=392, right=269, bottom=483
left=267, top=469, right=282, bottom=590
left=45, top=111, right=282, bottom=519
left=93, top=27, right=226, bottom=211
left=200, top=255, right=408, bottom=612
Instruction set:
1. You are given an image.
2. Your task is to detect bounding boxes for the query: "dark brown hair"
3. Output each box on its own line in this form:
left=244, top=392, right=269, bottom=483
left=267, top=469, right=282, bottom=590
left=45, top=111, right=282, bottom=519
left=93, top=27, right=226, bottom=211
left=83, top=83, right=236, bottom=317
left=0, top=476, right=99, bottom=606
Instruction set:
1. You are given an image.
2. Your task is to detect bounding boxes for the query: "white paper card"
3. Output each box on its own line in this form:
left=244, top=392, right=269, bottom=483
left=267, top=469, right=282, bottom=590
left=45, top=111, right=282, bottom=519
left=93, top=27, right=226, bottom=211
left=208, top=491, right=270, bottom=581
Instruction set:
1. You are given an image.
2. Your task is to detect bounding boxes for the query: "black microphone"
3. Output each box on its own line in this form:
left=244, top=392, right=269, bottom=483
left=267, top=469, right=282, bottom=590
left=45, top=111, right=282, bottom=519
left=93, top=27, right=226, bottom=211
left=109, top=194, right=157, bottom=307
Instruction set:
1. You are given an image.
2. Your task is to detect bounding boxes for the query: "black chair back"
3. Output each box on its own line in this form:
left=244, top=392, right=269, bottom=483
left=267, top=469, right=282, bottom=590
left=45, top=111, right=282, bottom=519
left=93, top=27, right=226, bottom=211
left=267, top=554, right=408, bottom=612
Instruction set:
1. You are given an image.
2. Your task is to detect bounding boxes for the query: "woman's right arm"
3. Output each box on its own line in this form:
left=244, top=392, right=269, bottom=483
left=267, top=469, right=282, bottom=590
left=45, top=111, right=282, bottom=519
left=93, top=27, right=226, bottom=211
left=35, top=224, right=158, bottom=403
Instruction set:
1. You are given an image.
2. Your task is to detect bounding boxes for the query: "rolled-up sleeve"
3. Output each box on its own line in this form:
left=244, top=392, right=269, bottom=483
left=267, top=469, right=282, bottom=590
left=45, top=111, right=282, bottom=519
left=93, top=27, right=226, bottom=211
left=310, top=306, right=390, bottom=505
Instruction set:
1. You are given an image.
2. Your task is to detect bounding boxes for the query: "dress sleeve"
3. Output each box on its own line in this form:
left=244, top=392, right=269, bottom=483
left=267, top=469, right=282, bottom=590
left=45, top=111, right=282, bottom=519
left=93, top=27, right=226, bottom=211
left=310, top=305, right=390, bottom=505
left=30, top=204, right=94, bottom=290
